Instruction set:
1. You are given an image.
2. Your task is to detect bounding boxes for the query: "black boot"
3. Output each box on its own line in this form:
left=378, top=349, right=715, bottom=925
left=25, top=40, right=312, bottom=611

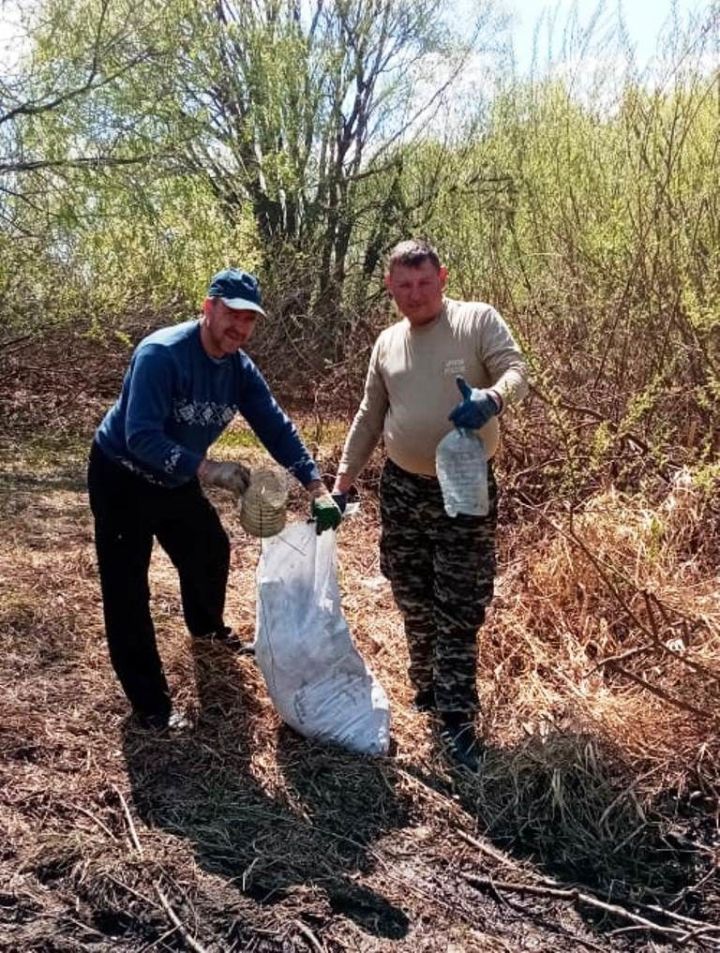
left=413, top=686, right=436, bottom=712
left=438, top=711, right=482, bottom=772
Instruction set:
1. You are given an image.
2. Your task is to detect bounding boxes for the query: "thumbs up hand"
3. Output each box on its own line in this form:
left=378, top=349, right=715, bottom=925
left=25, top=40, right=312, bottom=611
left=448, top=376, right=501, bottom=430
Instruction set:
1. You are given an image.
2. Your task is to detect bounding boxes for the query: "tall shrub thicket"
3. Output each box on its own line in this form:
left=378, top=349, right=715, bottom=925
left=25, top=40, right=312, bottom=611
left=1, top=0, right=718, bottom=499
left=403, top=23, right=719, bottom=499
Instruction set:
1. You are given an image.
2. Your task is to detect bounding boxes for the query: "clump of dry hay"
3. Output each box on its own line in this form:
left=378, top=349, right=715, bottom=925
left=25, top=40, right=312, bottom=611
left=469, top=471, right=720, bottom=898
left=489, top=471, right=720, bottom=748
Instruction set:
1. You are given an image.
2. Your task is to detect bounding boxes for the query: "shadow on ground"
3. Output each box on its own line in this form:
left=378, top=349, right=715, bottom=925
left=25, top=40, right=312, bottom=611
left=121, top=640, right=411, bottom=944
left=407, top=720, right=717, bottom=944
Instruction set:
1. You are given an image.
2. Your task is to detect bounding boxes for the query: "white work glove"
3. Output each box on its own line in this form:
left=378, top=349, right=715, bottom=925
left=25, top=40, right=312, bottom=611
left=198, top=460, right=251, bottom=496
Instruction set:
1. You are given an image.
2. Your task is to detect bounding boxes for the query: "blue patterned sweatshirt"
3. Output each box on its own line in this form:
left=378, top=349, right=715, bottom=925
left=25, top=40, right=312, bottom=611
left=95, top=320, right=320, bottom=488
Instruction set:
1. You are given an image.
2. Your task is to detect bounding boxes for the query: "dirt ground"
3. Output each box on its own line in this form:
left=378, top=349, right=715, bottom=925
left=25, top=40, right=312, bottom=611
left=1, top=332, right=718, bottom=952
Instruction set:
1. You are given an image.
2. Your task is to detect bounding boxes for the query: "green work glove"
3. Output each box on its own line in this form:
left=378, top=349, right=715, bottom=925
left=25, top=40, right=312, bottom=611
left=311, top=491, right=343, bottom=535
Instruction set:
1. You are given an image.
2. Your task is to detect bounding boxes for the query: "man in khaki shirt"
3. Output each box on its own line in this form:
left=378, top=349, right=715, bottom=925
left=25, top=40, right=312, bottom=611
left=333, top=239, right=528, bottom=771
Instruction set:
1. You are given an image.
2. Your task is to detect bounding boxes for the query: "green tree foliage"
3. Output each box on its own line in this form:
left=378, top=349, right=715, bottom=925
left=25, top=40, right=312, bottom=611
left=2, top=0, right=493, bottom=335
left=1, top=0, right=718, bottom=493
left=406, top=32, right=720, bottom=492
left=162, top=0, right=489, bottom=305
left=0, top=0, right=187, bottom=329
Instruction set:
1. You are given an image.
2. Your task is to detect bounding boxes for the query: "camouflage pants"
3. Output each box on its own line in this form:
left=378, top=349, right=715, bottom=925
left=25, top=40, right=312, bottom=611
left=379, top=458, right=498, bottom=715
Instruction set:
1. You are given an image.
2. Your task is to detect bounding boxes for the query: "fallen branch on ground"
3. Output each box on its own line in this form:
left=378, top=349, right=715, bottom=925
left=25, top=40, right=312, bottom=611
left=461, top=874, right=720, bottom=947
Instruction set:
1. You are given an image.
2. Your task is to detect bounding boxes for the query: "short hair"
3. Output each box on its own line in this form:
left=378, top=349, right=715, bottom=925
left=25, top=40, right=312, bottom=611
left=386, top=239, right=441, bottom=273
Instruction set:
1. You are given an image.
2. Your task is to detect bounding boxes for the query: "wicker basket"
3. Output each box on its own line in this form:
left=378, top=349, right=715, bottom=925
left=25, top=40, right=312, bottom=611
left=239, top=467, right=288, bottom=538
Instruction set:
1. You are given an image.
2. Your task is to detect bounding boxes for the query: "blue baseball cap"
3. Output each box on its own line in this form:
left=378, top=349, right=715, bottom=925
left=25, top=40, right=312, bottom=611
left=207, top=268, right=265, bottom=315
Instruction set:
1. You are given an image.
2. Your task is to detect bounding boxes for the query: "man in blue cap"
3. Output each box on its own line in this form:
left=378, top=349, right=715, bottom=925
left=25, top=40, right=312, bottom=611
left=88, top=268, right=342, bottom=730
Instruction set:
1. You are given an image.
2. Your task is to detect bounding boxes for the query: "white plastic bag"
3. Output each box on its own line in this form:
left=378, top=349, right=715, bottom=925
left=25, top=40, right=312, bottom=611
left=254, top=522, right=390, bottom=755
left=435, top=428, right=489, bottom=517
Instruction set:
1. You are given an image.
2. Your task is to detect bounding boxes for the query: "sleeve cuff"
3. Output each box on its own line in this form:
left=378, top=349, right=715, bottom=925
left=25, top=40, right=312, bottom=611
left=489, top=389, right=504, bottom=414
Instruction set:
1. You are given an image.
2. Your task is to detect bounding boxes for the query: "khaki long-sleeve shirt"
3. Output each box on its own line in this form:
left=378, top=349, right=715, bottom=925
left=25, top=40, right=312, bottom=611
left=338, top=298, right=528, bottom=479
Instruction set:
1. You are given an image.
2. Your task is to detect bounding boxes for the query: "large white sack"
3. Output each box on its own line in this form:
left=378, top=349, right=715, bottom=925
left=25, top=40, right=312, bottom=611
left=254, top=521, right=390, bottom=755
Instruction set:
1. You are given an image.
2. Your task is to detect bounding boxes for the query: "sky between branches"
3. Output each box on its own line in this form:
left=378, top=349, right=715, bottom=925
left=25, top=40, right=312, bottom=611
left=508, top=0, right=707, bottom=72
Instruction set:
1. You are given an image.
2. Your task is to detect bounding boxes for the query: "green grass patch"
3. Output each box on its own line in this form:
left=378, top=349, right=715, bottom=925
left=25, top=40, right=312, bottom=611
left=217, top=418, right=349, bottom=453
left=0, top=431, right=91, bottom=476
left=215, top=428, right=262, bottom=450
left=1, top=416, right=351, bottom=478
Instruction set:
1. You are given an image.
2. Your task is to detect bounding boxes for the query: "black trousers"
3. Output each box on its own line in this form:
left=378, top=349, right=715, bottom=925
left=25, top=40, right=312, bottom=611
left=87, top=442, right=230, bottom=718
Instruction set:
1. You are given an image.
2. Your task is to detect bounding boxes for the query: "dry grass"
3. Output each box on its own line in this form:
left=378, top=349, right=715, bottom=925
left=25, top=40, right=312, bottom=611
left=1, top=332, right=719, bottom=951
